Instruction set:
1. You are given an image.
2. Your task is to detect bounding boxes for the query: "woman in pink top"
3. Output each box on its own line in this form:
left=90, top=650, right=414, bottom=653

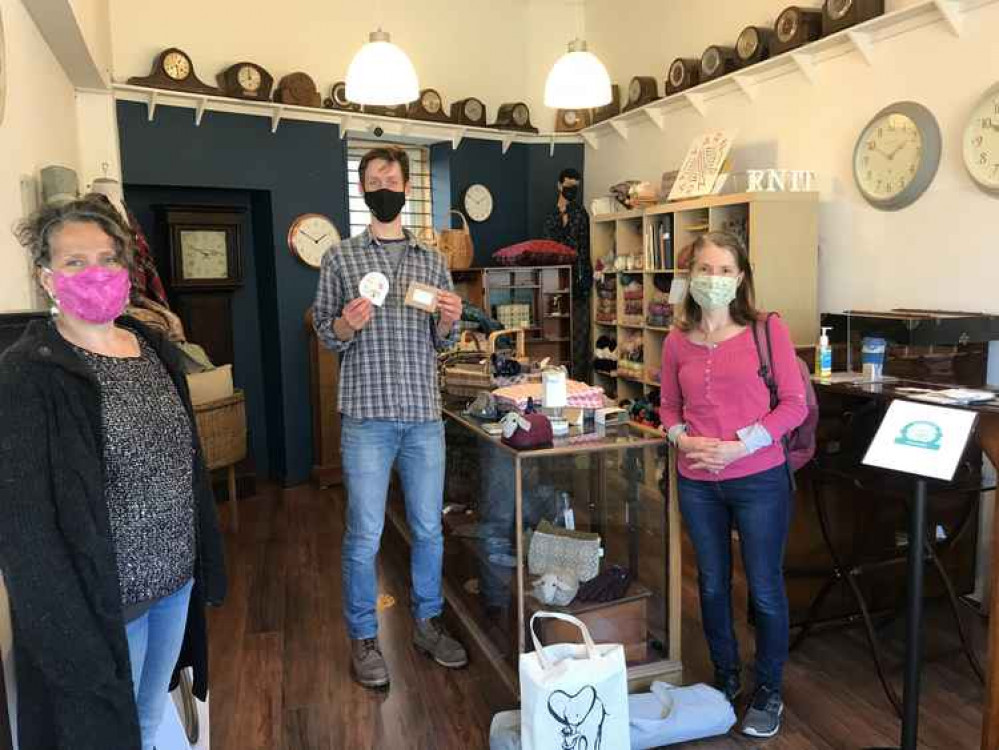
left=660, top=232, right=806, bottom=739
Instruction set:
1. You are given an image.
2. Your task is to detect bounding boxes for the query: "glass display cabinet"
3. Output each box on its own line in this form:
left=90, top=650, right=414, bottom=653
left=423, top=402, right=683, bottom=694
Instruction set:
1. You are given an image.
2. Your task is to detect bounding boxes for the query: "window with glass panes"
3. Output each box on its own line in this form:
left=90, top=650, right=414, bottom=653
left=347, top=140, right=433, bottom=238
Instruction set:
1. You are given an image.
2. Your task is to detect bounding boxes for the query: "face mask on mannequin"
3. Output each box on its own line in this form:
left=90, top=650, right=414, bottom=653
left=364, top=188, right=406, bottom=223
left=47, top=265, right=131, bottom=323
left=689, top=274, right=739, bottom=311
left=561, top=184, right=579, bottom=202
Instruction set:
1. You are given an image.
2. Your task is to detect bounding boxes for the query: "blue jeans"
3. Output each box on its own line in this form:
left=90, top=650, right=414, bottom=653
left=124, top=578, right=194, bottom=750
left=678, top=465, right=791, bottom=691
left=341, top=417, right=446, bottom=639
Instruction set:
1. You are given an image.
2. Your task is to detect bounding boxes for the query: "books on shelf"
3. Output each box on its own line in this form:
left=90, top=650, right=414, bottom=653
left=643, top=216, right=674, bottom=272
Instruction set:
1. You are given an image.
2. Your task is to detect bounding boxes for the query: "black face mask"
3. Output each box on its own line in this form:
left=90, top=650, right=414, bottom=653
left=364, top=188, right=406, bottom=223
left=561, top=184, right=579, bottom=202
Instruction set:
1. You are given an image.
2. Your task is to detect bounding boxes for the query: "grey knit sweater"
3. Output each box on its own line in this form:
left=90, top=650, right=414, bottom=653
left=73, top=336, right=196, bottom=619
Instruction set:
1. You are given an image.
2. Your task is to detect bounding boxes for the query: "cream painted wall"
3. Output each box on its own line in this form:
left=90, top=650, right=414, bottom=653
left=0, top=0, right=81, bottom=312
left=108, top=0, right=580, bottom=128
left=69, top=0, right=111, bottom=81
left=582, top=0, right=999, bottom=321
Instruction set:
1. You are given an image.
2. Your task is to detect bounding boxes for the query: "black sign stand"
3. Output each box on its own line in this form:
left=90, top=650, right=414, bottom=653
left=866, top=478, right=927, bottom=750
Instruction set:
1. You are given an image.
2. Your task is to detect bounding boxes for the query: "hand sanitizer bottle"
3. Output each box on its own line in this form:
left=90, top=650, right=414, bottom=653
left=816, top=326, right=833, bottom=378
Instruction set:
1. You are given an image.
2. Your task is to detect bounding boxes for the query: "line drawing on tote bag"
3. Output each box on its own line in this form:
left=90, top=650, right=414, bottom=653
left=547, top=685, right=608, bottom=750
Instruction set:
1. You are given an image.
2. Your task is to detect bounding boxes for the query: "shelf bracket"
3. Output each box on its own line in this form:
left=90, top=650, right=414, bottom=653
left=643, top=108, right=666, bottom=130
left=610, top=119, right=629, bottom=140
left=146, top=90, right=158, bottom=122
left=451, top=128, right=465, bottom=150
left=271, top=105, right=284, bottom=133
left=340, top=116, right=352, bottom=139
left=549, top=135, right=556, bottom=157
left=934, top=0, right=963, bottom=36
left=501, top=135, right=514, bottom=154
left=580, top=131, right=600, bottom=150
left=683, top=92, right=708, bottom=117
left=732, top=75, right=758, bottom=103
left=194, top=96, right=207, bottom=126
left=791, top=52, right=818, bottom=86
left=847, top=30, right=875, bottom=66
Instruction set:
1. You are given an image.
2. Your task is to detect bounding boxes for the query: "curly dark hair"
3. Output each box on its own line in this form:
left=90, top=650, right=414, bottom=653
left=14, top=195, right=134, bottom=271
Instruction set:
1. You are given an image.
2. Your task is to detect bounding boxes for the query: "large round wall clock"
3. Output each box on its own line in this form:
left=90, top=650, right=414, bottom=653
left=852, top=101, right=941, bottom=211
left=288, top=213, right=340, bottom=269
left=962, top=82, right=999, bottom=194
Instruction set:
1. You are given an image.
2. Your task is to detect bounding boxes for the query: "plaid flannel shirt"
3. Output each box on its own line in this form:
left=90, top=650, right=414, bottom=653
left=313, top=227, right=457, bottom=421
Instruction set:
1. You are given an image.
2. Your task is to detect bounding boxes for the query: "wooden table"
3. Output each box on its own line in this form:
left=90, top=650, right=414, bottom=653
left=814, top=379, right=999, bottom=748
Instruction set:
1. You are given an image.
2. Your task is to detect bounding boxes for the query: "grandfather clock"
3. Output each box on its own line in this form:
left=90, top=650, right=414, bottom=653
left=161, top=205, right=245, bottom=365
left=305, top=309, right=343, bottom=488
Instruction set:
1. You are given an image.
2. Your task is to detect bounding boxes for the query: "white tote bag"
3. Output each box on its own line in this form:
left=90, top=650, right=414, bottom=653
left=519, top=612, right=630, bottom=750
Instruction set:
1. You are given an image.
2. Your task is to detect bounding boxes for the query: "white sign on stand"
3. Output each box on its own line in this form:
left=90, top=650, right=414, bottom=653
left=863, top=400, right=978, bottom=481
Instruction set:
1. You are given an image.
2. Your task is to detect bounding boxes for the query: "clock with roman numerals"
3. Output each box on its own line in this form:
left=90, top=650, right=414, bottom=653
left=852, top=101, right=941, bottom=211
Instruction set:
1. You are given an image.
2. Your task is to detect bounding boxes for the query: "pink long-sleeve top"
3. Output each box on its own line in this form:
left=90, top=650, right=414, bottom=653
left=660, top=315, right=808, bottom=481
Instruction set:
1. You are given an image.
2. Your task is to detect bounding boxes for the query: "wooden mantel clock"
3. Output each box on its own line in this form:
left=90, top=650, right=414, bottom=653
left=127, top=48, right=221, bottom=95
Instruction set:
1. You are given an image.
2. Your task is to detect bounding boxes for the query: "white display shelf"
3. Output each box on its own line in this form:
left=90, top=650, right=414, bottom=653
left=109, top=83, right=585, bottom=154
left=579, top=0, right=997, bottom=148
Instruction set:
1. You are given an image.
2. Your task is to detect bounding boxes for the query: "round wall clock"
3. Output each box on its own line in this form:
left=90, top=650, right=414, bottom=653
left=463, top=184, right=494, bottom=223
left=288, top=213, right=340, bottom=269
left=962, top=82, right=999, bottom=194
left=852, top=101, right=941, bottom=211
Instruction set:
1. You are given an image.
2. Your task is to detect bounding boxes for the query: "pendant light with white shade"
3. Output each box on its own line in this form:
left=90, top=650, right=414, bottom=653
left=544, top=2, right=611, bottom=109
left=345, top=26, right=419, bottom=106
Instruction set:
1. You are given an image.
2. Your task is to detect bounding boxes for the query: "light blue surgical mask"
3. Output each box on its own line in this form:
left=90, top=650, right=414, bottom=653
left=689, top=274, right=739, bottom=310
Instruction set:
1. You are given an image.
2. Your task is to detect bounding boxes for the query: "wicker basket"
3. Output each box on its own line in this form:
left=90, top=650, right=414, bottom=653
left=443, top=329, right=527, bottom=398
left=438, top=209, right=474, bottom=270
left=194, top=391, right=248, bottom=470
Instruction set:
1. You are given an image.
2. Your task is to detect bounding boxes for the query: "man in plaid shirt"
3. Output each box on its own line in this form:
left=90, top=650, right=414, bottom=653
left=313, top=146, right=467, bottom=688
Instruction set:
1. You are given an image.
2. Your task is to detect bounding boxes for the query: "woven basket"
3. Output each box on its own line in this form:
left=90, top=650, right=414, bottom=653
left=194, top=390, right=248, bottom=470
left=438, top=209, right=474, bottom=270
left=443, top=329, right=526, bottom=397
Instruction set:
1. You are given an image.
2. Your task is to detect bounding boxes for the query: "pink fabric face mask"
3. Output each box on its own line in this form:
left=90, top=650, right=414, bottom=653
left=52, top=266, right=131, bottom=323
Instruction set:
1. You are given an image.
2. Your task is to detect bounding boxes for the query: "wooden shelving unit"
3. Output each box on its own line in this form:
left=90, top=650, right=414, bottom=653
left=452, top=266, right=574, bottom=369
left=591, top=192, right=819, bottom=402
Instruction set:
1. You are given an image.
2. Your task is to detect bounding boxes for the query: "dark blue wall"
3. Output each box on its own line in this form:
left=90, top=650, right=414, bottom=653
left=124, top=186, right=274, bottom=478
left=434, top=140, right=585, bottom=266
left=117, top=101, right=348, bottom=485
left=117, top=100, right=583, bottom=485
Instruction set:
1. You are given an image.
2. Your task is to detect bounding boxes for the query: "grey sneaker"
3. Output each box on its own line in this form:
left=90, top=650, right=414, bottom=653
left=741, top=686, right=784, bottom=738
left=414, top=616, right=469, bottom=668
left=350, top=638, right=390, bottom=688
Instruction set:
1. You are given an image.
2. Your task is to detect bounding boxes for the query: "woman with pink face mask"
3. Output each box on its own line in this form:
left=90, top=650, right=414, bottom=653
left=0, top=197, right=226, bottom=750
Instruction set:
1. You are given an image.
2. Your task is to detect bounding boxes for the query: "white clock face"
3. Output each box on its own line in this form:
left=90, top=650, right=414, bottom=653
left=777, top=11, right=799, bottom=42
left=464, top=184, right=494, bottom=223
left=702, top=48, right=720, bottom=76
left=963, top=83, right=999, bottom=193
left=291, top=214, right=339, bottom=268
left=629, top=79, right=641, bottom=103
left=465, top=99, right=483, bottom=122
left=669, top=60, right=685, bottom=87
left=422, top=91, right=442, bottom=114
left=181, top=230, right=228, bottom=279
left=163, top=51, right=190, bottom=81
left=564, top=110, right=579, bottom=127
left=237, top=65, right=261, bottom=92
left=854, top=113, right=924, bottom=203
left=513, top=104, right=529, bottom=126
left=828, top=0, right=854, bottom=21
left=737, top=28, right=759, bottom=60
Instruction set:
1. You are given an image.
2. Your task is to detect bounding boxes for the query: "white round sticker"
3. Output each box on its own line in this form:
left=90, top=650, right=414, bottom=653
left=359, top=272, right=390, bottom=307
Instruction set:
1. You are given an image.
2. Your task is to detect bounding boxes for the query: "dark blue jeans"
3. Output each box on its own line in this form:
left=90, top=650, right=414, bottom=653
left=678, top=464, right=792, bottom=692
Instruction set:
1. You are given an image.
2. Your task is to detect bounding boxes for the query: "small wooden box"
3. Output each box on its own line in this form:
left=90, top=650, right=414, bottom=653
left=529, top=583, right=651, bottom=664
